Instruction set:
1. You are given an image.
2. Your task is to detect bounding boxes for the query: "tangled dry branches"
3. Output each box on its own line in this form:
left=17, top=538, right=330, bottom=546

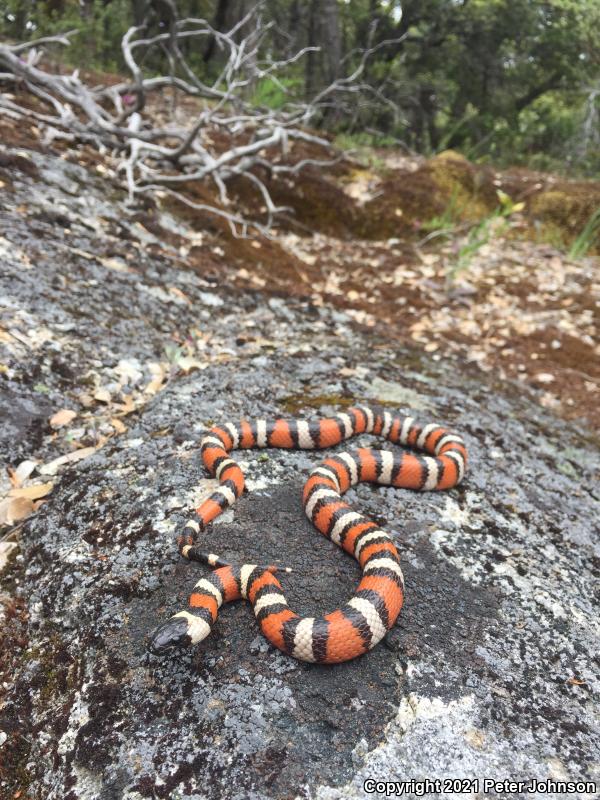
left=0, top=5, right=402, bottom=235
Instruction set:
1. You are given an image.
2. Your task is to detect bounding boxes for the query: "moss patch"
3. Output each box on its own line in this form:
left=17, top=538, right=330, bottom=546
left=426, top=150, right=499, bottom=218
left=526, top=184, right=600, bottom=253
left=279, top=394, right=355, bottom=414
left=355, top=150, right=499, bottom=240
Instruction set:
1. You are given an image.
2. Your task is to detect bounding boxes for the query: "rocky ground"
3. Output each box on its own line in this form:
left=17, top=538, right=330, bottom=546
left=0, top=136, right=599, bottom=800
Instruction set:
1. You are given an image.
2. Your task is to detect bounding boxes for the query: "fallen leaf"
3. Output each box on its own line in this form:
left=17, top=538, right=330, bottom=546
left=11, top=460, right=38, bottom=487
left=540, top=392, right=560, bottom=409
left=144, top=363, right=166, bottom=395
left=94, top=388, right=111, bottom=403
left=111, top=417, right=127, bottom=433
left=9, top=482, right=53, bottom=500
left=0, top=496, right=34, bottom=526
left=464, top=728, right=485, bottom=749
left=40, top=447, right=97, bottom=476
left=0, top=541, right=18, bottom=571
left=50, top=408, right=77, bottom=428
left=212, top=353, right=235, bottom=363
left=115, top=394, right=136, bottom=416
left=178, top=357, right=209, bottom=373
left=99, top=256, right=132, bottom=273
left=66, top=246, right=95, bottom=261
left=344, top=308, right=376, bottom=327
left=6, top=467, right=19, bottom=488
left=115, top=359, right=143, bottom=385
left=168, top=286, right=191, bottom=304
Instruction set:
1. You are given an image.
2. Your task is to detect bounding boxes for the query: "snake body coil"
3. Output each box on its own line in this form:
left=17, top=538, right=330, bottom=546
left=149, top=406, right=467, bottom=663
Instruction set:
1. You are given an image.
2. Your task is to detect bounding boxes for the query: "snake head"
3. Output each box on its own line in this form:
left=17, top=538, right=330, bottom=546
left=148, top=615, right=192, bottom=654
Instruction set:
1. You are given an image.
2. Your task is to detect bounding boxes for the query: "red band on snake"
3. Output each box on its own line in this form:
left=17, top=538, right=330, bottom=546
left=149, top=405, right=467, bottom=664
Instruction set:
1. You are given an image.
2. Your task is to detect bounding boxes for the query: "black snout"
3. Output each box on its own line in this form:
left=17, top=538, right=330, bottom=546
left=148, top=617, right=191, bottom=654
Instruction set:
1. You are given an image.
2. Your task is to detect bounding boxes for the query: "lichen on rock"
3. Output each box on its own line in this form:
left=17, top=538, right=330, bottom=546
left=0, top=140, right=598, bottom=800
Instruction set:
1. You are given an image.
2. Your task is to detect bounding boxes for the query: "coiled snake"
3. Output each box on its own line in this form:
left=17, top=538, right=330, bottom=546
left=149, top=406, right=467, bottom=663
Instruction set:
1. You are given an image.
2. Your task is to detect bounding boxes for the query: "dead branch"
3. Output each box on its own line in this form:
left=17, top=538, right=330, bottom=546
left=0, top=6, right=402, bottom=236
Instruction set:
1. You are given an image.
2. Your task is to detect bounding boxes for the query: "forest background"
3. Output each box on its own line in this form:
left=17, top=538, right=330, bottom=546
left=3, top=0, right=600, bottom=177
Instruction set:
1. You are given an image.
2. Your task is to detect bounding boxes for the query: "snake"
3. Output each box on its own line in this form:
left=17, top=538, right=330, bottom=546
left=148, top=406, right=467, bottom=663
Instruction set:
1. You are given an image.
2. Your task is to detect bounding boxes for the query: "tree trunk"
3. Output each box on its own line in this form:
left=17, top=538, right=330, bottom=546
left=79, top=0, right=94, bottom=20
left=287, top=0, right=302, bottom=57
left=305, top=0, right=319, bottom=100
left=203, top=0, right=230, bottom=63
left=515, top=71, right=561, bottom=113
left=11, top=2, right=30, bottom=40
left=130, top=0, right=148, bottom=26
left=78, top=0, right=97, bottom=63
left=322, top=0, right=341, bottom=86
left=420, top=85, right=439, bottom=151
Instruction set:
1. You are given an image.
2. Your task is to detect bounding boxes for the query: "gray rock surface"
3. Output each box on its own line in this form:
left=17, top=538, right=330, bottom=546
left=0, top=149, right=599, bottom=800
